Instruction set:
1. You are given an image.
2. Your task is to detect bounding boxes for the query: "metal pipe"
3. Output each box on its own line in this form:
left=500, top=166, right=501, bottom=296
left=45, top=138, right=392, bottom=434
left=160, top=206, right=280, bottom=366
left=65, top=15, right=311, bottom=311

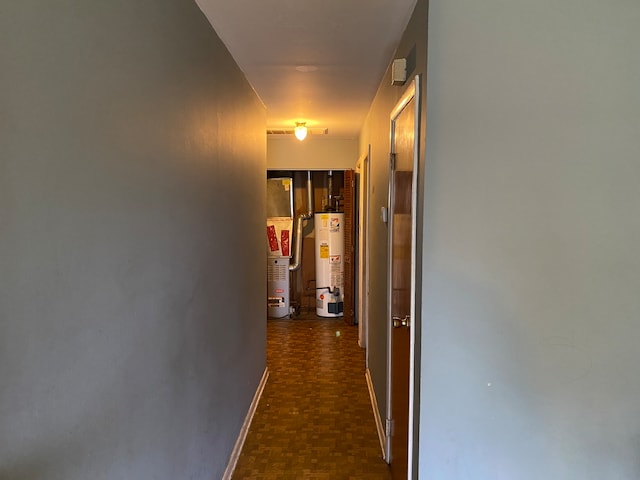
left=289, top=171, right=314, bottom=272
left=306, top=170, right=314, bottom=216
left=288, top=215, right=305, bottom=271
left=327, top=170, right=333, bottom=211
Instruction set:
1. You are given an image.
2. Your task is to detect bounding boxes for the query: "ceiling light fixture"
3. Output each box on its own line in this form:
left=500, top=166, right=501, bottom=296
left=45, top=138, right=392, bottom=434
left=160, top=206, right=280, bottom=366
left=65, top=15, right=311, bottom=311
left=294, top=122, right=308, bottom=141
left=295, top=65, right=318, bottom=73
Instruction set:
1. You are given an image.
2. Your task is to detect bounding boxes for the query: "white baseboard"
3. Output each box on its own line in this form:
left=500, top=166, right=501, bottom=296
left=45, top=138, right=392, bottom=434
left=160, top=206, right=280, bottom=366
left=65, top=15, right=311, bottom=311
left=365, top=368, right=386, bottom=460
left=222, top=367, right=270, bottom=480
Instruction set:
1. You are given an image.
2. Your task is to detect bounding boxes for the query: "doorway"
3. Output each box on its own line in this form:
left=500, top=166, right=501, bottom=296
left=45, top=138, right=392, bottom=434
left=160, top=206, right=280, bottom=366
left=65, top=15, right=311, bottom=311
left=385, top=76, right=420, bottom=479
left=265, top=169, right=357, bottom=321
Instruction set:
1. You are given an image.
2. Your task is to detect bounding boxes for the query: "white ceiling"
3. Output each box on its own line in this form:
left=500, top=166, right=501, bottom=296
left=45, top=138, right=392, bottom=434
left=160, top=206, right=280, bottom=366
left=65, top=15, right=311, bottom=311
left=195, top=0, right=418, bottom=138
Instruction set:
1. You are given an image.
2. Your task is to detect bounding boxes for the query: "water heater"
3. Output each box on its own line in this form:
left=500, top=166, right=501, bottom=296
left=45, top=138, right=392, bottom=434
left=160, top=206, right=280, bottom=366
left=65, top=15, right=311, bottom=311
left=314, top=212, right=345, bottom=317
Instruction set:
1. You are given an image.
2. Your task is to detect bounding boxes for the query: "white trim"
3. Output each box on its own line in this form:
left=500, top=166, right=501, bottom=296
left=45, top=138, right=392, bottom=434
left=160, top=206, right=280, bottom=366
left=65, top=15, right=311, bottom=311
left=407, top=74, right=421, bottom=479
left=365, top=368, right=387, bottom=460
left=222, top=367, right=270, bottom=480
left=357, top=146, right=372, bottom=353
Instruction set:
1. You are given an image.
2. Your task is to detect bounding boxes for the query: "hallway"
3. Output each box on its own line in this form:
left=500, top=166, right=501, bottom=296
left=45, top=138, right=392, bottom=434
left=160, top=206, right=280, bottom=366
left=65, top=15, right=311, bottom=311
left=232, top=316, right=391, bottom=479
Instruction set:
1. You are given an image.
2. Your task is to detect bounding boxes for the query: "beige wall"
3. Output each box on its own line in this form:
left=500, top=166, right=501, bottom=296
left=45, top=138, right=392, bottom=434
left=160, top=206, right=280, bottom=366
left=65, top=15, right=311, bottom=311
left=268, top=136, right=358, bottom=170
left=358, top=0, right=429, bottom=465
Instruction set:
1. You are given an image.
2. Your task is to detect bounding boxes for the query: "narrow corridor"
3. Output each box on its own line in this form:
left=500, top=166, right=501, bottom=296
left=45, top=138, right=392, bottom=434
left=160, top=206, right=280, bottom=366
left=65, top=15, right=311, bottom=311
left=232, top=315, right=391, bottom=479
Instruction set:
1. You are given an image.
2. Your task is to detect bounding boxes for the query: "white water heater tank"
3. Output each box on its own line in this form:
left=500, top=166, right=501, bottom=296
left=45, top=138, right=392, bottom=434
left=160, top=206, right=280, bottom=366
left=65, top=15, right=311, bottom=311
left=314, top=212, right=345, bottom=317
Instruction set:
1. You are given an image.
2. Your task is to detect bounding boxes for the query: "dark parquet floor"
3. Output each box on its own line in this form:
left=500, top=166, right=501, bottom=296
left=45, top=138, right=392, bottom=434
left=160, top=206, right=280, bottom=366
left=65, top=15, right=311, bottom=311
left=231, top=313, right=391, bottom=480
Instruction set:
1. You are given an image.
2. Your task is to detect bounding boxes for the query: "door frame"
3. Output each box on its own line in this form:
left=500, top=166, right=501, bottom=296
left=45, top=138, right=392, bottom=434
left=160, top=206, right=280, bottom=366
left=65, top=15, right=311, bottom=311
left=385, top=75, right=421, bottom=476
left=357, top=147, right=371, bottom=353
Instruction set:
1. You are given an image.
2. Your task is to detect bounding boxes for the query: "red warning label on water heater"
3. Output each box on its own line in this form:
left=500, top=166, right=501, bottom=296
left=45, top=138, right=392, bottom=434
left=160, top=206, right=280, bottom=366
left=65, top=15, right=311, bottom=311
left=267, top=225, right=279, bottom=252
left=281, top=230, right=290, bottom=257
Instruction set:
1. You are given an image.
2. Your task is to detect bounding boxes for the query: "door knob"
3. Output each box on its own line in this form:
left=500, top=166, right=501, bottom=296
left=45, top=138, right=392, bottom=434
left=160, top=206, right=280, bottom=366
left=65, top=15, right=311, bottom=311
left=392, top=315, right=411, bottom=328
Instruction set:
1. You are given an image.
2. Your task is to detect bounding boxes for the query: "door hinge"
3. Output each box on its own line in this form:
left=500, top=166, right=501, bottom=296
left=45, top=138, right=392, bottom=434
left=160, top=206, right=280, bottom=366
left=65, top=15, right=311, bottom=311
left=385, top=418, right=394, bottom=437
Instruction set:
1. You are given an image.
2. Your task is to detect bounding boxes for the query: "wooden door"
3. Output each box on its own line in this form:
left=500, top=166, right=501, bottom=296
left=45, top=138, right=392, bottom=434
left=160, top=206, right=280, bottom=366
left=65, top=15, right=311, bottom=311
left=387, top=77, right=420, bottom=479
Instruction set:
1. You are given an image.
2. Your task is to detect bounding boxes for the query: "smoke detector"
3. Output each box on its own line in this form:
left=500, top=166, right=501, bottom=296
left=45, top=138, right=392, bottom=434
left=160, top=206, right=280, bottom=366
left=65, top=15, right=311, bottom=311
left=392, top=58, right=407, bottom=85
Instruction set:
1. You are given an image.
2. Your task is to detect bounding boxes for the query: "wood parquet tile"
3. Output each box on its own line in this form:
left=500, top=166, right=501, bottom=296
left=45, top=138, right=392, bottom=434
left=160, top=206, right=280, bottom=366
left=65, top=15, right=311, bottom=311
left=231, top=315, right=391, bottom=480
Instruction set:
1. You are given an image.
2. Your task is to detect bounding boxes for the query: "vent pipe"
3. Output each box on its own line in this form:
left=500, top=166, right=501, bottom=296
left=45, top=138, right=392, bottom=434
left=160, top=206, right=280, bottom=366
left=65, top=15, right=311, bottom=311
left=306, top=170, right=314, bottom=216
left=289, top=171, right=314, bottom=272
left=327, top=170, right=333, bottom=211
